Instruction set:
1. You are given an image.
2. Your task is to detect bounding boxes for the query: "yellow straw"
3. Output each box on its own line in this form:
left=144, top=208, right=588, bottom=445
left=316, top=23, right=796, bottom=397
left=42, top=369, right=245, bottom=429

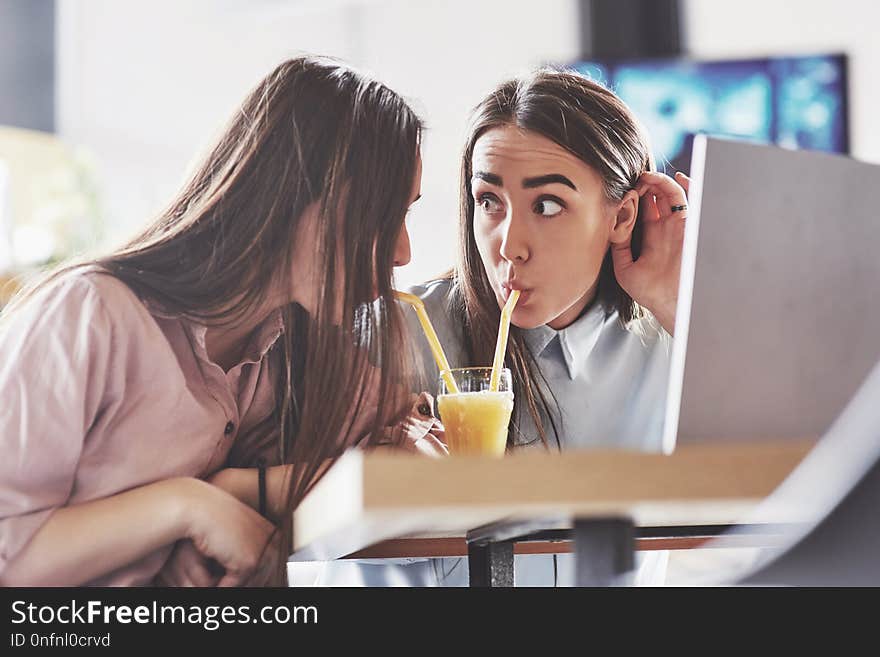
left=490, top=290, right=520, bottom=391
left=393, top=290, right=460, bottom=394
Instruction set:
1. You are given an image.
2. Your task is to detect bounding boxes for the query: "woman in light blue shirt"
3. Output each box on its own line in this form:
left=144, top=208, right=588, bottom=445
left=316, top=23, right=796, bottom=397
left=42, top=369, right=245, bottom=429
left=418, top=67, right=687, bottom=449
left=407, top=67, right=689, bottom=585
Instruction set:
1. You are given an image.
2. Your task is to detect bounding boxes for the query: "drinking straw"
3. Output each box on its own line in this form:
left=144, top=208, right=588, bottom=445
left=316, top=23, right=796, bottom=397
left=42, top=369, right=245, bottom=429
left=393, top=290, right=459, bottom=394
left=489, top=290, right=520, bottom=391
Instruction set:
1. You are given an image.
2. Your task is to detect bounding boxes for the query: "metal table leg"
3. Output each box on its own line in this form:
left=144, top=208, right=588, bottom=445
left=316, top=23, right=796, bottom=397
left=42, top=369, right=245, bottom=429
left=466, top=518, right=569, bottom=587
left=467, top=540, right=514, bottom=587
left=573, top=517, right=636, bottom=586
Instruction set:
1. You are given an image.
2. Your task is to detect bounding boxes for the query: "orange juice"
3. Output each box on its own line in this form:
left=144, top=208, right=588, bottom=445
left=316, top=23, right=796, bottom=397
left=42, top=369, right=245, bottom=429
left=437, top=390, right=514, bottom=456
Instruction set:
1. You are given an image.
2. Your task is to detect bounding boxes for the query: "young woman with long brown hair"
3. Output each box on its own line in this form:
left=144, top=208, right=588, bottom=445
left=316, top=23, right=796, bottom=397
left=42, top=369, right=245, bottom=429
left=404, top=67, right=690, bottom=585
left=0, top=56, right=444, bottom=586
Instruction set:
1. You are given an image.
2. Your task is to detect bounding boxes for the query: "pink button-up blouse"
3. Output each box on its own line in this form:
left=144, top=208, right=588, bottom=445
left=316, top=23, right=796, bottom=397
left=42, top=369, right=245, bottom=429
left=0, top=269, right=289, bottom=585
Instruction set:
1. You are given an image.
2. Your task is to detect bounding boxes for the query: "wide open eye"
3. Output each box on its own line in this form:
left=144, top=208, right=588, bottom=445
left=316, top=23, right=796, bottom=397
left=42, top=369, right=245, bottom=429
left=476, top=193, right=504, bottom=214
left=534, top=197, right=564, bottom=217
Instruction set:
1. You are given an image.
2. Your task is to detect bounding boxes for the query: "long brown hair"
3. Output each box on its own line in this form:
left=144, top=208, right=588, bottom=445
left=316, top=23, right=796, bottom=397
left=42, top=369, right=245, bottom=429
left=455, top=68, right=654, bottom=449
left=4, top=56, right=423, bottom=581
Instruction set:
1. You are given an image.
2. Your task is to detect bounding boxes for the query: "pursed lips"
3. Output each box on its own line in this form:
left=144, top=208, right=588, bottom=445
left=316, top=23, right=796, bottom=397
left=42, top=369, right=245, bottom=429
left=500, top=279, right=532, bottom=304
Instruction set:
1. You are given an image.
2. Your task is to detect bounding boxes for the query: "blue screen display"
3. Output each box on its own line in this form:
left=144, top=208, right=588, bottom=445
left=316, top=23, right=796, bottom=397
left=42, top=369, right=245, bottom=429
left=572, top=54, right=848, bottom=174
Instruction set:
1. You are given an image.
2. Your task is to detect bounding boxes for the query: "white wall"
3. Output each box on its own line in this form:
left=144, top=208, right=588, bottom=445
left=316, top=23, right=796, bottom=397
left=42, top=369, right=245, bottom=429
left=684, top=0, right=880, bottom=163
left=56, top=0, right=580, bottom=288
left=57, top=1, right=880, bottom=287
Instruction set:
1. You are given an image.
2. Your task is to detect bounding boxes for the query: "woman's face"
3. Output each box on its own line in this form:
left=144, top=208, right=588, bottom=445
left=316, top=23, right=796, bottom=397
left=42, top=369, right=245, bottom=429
left=471, top=125, right=634, bottom=330
left=392, top=152, right=421, bottom=271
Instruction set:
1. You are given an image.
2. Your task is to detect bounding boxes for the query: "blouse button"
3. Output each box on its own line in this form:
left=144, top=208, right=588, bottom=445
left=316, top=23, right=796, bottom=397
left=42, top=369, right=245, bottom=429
left=224, top=421, right=235, bottom=435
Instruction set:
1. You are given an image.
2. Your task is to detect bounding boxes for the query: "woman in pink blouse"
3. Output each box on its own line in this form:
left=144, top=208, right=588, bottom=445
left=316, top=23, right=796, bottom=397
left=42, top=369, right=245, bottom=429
left=0, top=56, right=444, bottom=586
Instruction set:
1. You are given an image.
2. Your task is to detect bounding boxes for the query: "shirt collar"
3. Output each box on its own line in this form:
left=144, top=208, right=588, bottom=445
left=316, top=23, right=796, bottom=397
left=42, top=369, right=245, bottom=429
left=522, top=323, right=557, bottom=357
left=522, top=302, right=613, bottom=381
left=247, top=308, right=285, bottom=362
left=164, top=306, right=285, bottom=368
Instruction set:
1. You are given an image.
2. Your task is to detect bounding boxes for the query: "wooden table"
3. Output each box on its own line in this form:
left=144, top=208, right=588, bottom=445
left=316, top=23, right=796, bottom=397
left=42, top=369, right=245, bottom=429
left=289, top=440, right=815, bottom=585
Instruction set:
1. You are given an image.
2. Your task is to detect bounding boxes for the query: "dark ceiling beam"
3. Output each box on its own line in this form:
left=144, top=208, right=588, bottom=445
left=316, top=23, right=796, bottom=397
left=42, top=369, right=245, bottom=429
left=579, top=0, right=684, bottom=60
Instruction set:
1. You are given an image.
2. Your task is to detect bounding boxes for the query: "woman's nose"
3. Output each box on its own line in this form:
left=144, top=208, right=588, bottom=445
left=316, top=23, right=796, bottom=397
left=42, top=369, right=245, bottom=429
left=499, top=212, right=529, bottom=263
left=393, top=224, right=412, bottom=267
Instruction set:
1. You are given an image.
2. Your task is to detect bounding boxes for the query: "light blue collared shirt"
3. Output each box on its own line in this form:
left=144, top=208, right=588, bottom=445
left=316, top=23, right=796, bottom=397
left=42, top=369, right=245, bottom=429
left=407, top=278, right=672, bottom=453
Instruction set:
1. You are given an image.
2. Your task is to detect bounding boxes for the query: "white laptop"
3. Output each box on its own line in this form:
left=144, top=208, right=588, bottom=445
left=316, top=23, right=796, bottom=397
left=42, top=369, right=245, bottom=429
left=664, top=135, right=880, bottom=450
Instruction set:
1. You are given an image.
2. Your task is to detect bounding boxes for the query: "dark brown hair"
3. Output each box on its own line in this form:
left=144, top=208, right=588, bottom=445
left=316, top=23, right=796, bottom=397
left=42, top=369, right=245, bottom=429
left=5, top=56, right=423, bottom=581
left=455, top=67, right=654, bottom=449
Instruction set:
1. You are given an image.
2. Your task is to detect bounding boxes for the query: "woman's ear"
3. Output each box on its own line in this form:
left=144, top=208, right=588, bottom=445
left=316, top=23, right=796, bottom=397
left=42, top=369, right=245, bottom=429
left=609, top=189, right=640, bottom=245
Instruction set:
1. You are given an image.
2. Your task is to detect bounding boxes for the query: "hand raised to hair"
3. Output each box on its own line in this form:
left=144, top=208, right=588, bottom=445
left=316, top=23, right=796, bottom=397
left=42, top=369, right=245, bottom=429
left=611, top=171, right=690, bottom=335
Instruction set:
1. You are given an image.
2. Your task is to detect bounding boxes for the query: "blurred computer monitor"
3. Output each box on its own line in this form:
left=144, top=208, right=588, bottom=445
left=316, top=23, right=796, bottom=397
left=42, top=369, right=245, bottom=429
left=663, top=135, right=880, bottom=450
left=571, top=53, right=848, bottom=175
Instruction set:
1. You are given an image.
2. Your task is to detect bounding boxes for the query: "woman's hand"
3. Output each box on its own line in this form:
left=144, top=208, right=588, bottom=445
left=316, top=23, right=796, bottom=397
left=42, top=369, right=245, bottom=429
left=372, top=392, right=448, bottom=457
left=611, top=171, right=690, bottom=335
left=155, top=539, right=222, bottom=587
left=179, top=478, right=279, bottom=587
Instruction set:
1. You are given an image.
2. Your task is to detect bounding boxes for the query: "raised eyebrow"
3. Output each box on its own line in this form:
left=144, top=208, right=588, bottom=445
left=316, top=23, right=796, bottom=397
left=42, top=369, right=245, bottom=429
left=522, top=174, right=577, bottom=191
left=472, top=171, right=503, bottom=186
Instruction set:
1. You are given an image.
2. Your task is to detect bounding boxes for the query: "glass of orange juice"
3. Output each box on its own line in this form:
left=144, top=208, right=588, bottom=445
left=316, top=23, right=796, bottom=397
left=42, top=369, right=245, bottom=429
left=436, top=367, right=514, bottom=457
